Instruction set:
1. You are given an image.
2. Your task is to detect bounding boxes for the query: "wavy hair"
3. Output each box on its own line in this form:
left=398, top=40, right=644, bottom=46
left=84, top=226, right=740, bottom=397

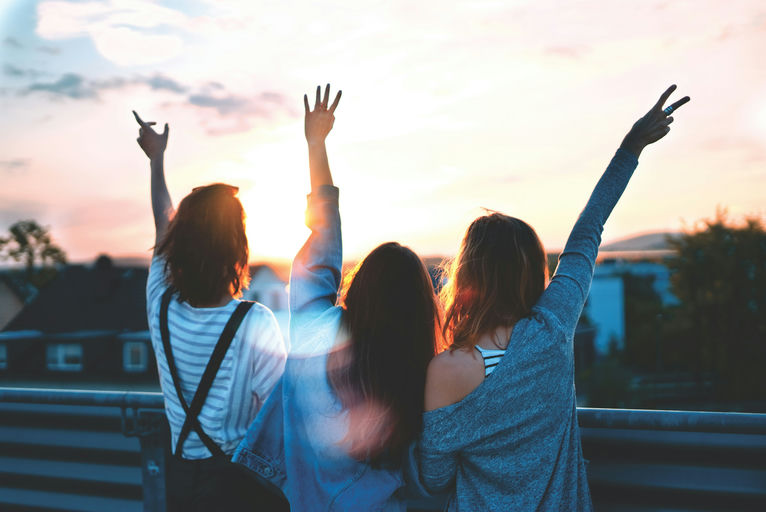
left=157, top=183, right=250, bottom=306
left=441, top=212, right=548, bottom=350
left=328, top=242, right=444, bottom=467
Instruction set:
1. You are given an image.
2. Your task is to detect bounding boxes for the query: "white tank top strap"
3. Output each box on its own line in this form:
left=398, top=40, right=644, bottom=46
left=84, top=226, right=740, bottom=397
left=474, top=345, right=507, bottom=377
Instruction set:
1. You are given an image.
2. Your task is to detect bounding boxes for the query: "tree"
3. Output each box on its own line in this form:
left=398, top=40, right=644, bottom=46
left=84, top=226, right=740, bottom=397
left=666, top=210, right=766, bottom=403
left=0, top=220, right=67, bottom=288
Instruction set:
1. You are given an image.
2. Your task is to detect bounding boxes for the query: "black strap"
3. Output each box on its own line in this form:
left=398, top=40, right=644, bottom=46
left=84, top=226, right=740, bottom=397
left=160, top=288, right=254, bottom=458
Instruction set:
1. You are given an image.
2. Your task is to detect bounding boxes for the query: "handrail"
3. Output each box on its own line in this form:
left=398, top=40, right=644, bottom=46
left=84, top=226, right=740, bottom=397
left=578, top=407, right=766, bottom=435
left=2, top=387, right=766, bottom=434
left=0, top=387, right=164, bottom=409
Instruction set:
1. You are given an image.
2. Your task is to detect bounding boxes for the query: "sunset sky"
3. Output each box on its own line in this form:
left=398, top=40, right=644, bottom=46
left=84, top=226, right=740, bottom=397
left=1, top=0, right=765, bottom=263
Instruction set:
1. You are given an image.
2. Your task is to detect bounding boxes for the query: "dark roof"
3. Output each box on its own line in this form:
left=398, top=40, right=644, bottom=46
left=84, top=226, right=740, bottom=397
left=4, top=259, right=149, bottom=334
left=0, top=272, right=37, bottom=302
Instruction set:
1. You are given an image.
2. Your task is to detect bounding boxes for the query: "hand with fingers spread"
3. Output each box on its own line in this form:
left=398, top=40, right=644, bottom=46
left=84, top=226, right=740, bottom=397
left=304, top=84, right=342, bottom=146
left=620, top=85, right=690, bottom=157
left=133, top=110, right=169, bottom=161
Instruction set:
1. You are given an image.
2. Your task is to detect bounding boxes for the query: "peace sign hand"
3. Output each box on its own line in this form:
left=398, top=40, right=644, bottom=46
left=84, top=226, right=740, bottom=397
left=620, top=85, right=690, bottom=157
left=304, top=84, right=342, bottom=145
left=133, top=110, right=169, bottom=160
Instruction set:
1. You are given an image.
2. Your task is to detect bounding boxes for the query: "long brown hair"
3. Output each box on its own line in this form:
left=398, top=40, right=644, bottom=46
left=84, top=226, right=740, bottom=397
left=441, top=212, right=548, bottom=350
left=157, top=183, right=250, bottom=306
left=328, top=242, right=443, bottom=467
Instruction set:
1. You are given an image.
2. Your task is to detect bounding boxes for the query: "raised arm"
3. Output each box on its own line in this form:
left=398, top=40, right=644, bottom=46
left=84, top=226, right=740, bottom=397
left=133, top=110, right=172, bottom=250
left=537, top=85, right=690, bottom=335
left=305, top=84, right=342, bottom=191
left=289, top=85, right=344, bottom=348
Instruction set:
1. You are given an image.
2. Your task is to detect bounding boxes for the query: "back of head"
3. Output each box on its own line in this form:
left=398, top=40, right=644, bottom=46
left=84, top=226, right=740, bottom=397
left=329, top=242, right=443, bottom=466
left=157, top=183, right=250, bottom=306
left=441, top=212, right=548, bottom=350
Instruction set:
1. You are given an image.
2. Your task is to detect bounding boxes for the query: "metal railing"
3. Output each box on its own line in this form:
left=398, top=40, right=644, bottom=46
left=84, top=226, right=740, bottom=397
left=1, top=387, right=766, bottom=511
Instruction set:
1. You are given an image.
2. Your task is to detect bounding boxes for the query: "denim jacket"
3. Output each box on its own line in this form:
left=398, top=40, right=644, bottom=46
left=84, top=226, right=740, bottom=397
left=234, top=186, right=425, bottom=511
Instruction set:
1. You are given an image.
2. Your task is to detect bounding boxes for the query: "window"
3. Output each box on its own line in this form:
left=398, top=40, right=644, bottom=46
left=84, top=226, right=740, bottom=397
left=123, top=341, right=148, bottom=372
left=0, top=344, right=7, bottom=370
left=46, top=344, right=83, bottom=372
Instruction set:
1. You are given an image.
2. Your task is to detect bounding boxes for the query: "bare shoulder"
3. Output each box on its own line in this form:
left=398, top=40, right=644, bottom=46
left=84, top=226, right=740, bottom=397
left=424, top=347, right=485, bottom=411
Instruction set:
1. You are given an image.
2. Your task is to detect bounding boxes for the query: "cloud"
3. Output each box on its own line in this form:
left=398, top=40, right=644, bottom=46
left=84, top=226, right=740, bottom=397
left=187, top=91, right=294, bottom=135
left=3, top=64, right=44, bottom=79
left=145, top=75, right=187, bottom=93
left=0, top=159, right=29, bottom=173
left=21, top=72, right=189, bottom=100
left=188, top=93, right=251, bottom=115
left=37, top=45, right=61, bottom=55
left=26, top=73, right=97, bottom=99
left=0, top=199, right=45, bottom=228
left=36, top=0, right=187, bottom=66
left=3, top=37, right=22, bottom=49
left=544, top=46, right=585, bottom=59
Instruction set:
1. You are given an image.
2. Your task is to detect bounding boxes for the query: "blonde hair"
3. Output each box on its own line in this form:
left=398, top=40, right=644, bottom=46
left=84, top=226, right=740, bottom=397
left=441, top=212, right=548, bottom=350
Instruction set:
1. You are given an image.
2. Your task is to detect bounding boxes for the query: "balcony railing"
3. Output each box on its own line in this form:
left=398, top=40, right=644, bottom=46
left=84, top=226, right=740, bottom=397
left=1, top=387, right=765, bottom=511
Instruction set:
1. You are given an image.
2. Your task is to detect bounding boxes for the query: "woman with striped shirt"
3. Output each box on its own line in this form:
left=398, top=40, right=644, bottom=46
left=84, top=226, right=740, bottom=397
left=134, top=111, right=288, bottom=511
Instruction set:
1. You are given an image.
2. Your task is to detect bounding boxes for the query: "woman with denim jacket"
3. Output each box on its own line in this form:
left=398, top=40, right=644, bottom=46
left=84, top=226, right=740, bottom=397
left=418, top=86, right=690, bottom=511
left=234, top=84, right=442, bottom=510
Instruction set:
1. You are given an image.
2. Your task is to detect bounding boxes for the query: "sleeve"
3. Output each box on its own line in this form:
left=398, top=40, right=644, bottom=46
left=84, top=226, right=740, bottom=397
left=288, top=185, right=342, bottom=350
left=249, top=307, right=288, bottom=403
left=417, top=441, right=458, bottom=494
left=146, top=255, right=168, bottom=319
left=535, top=148, right=639, bottom=336
left=399, top=442, right=450, bottom=500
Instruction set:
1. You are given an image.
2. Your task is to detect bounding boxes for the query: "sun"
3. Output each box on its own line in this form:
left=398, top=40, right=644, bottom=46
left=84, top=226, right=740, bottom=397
left=237, top=171, right=310, bottom=263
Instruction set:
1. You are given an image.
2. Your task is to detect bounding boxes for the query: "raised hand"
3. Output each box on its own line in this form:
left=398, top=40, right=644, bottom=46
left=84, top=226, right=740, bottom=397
left=133, top=110, right=169, bottom=160
left=304, top=84, right=341, bottom=146
left=620, top=85, right=690, bottom=157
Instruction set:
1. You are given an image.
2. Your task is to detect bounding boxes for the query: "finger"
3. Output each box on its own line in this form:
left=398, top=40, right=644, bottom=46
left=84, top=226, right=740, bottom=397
left=323, top=84, right=330, bottom=107
left=132, top=110, right=147, bottom=127
left=329, top=90, right=342, bottom=113
left=139, top=127, right=144, bottom=137
left=163, top=123, right=169, bottom=138
left=304, top=94, right=310, bottom=114
left=663, top=116, right=674, bottom=126
left=314, top=85, right=321, bottom=109
left=146, top=122, right=157, bottom=127
left=666, top=96, right=690, bottom=114
left=654, top=84, right=677, bottom=111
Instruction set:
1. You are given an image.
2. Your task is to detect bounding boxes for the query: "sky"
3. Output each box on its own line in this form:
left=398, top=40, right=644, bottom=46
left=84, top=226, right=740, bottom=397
left=1, top=0, right=765, bottom=263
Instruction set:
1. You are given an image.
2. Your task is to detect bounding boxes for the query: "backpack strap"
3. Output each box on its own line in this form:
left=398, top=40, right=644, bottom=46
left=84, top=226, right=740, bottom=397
left=160, top=288, right=254, bottom=458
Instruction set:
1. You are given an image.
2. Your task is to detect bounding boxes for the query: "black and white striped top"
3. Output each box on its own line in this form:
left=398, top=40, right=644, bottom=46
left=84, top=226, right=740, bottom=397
left=474, top=345, right=506, bottom=377
left=147, top=256, right=287, bottom=459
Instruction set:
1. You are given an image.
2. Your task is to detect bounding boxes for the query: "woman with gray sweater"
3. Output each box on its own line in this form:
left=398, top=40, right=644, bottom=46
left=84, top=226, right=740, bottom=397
left=418, top=85, right=690, bottom=511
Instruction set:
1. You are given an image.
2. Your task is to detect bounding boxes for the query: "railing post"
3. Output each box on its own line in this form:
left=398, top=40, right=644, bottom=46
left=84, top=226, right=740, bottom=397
left=132, top=409, right=169, bottom=512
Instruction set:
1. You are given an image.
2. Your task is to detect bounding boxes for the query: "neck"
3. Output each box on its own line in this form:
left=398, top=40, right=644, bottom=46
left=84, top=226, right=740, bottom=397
left=191, top=294, right=234, bottom=308
left=476, top=324, right=514, bottom=350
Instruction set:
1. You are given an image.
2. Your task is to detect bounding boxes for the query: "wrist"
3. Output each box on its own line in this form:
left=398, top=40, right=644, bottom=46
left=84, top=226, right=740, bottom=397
left=306, top=138, right=327, bottom=148
left=619, top=138, right=643, bottom=159
left=150, top=153, right=164, bottom=164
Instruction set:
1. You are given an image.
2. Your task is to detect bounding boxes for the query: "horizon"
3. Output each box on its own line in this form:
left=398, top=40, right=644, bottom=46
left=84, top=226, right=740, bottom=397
left=2, top=1, right=765, bottom=262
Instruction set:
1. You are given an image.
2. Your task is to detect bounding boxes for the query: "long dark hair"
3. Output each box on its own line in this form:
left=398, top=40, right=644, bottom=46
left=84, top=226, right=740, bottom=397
left=157, top=183, right=250, bottom=306
left=328, top=242, right=443, bottom=466
left=441, top=212, right=548, bottom=350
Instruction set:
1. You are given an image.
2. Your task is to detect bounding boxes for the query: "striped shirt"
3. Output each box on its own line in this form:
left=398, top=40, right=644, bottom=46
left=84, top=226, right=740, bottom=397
left=147, top=256, right=287, bottom=459
left=475, top=345, right=506, bottom=377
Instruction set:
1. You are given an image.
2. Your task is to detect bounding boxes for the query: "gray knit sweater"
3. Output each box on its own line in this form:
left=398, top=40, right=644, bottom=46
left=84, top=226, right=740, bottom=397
left=418, top=148, right=639, bottom=511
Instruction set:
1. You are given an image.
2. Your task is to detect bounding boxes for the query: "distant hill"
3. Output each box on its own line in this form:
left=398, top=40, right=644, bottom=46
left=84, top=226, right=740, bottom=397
left=601, top=232, right=681, bottom=252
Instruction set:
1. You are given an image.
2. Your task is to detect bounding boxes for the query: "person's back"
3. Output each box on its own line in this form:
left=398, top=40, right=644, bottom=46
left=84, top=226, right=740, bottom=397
left=420, top=302, right=589, bottom=509
left=419, top=86, right=690, bottom=510
left=235, top=85, right=439, bottom=510
left=134, top=112, right=288, bottom=510
left=146, top=258, right=285, bottom=459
